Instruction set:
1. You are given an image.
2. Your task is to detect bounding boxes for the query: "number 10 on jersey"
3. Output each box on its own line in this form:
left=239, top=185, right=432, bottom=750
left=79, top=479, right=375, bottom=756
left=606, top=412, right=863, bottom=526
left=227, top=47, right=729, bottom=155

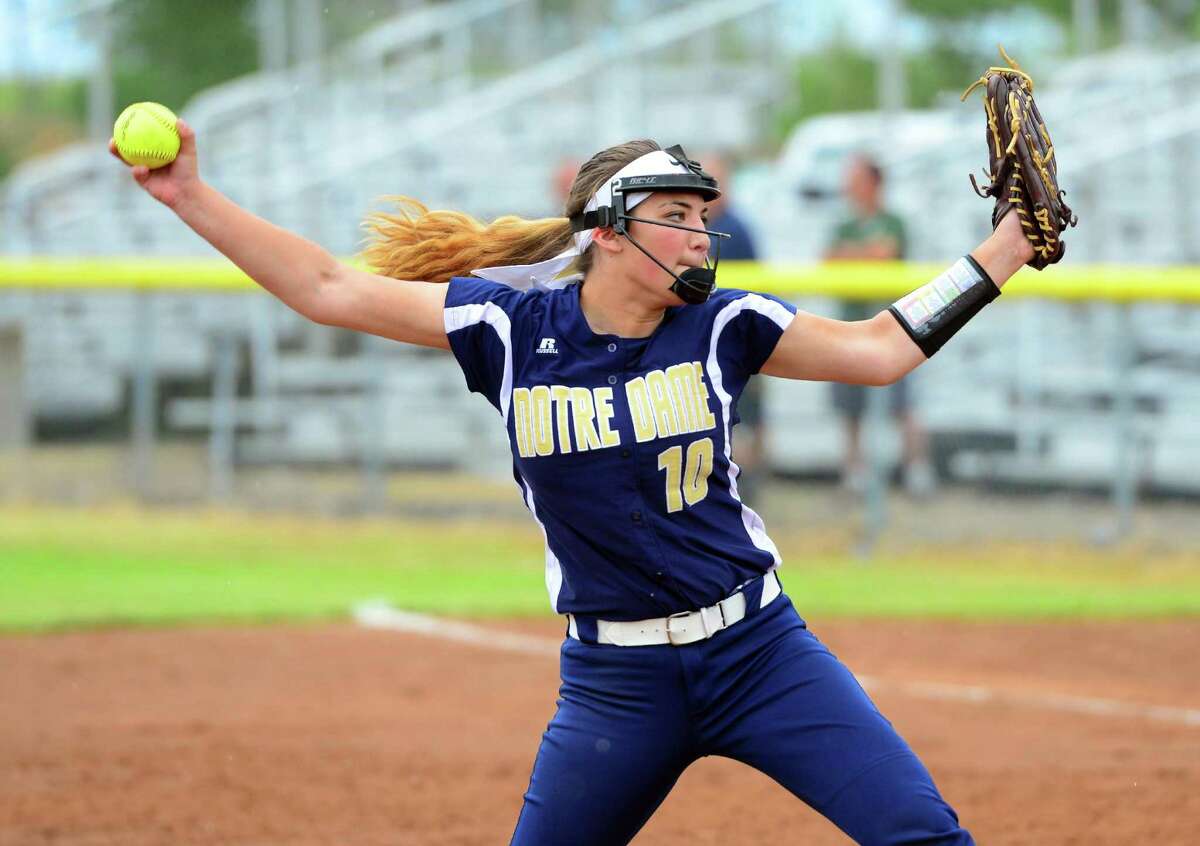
left=657, top=437, right=714, bottom=513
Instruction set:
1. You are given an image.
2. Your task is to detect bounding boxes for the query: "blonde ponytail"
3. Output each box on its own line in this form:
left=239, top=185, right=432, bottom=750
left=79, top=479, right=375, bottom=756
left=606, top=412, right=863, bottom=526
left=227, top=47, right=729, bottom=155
left=360, top=139, right=663, bottom=283
left=360, top=198, right=573, bottom=283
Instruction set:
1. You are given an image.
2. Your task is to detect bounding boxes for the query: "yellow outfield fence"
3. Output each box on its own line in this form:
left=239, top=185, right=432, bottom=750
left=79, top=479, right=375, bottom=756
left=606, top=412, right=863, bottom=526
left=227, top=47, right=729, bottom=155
left=2, top=257, right=1200, bottom=302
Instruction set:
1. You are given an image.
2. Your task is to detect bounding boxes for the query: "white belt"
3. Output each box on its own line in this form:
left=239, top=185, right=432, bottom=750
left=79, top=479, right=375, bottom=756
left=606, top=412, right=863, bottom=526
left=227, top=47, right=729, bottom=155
left=568, top=571, right=782, bottom=647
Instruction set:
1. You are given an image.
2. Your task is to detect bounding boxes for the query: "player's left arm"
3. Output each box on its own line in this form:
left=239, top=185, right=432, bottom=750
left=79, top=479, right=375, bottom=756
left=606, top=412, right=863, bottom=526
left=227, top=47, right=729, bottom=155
left=762, top=212, right=1034, bottom=384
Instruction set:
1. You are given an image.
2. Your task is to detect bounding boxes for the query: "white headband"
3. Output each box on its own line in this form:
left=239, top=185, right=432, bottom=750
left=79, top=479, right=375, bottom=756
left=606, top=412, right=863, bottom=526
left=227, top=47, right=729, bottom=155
left=471, top=149, right=697, bottom=291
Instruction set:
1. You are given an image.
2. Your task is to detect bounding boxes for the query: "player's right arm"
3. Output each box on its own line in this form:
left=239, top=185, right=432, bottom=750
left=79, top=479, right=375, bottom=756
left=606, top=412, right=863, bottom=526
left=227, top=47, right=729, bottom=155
left=110, top=119, right=449, bottom=351
left=764, top=215, right=1033, bottom=384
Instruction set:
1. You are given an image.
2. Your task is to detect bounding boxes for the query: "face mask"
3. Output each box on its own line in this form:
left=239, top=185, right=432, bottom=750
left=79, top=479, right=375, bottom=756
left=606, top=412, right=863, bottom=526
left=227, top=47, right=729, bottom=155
left=569, top=145, right=730, bottom=304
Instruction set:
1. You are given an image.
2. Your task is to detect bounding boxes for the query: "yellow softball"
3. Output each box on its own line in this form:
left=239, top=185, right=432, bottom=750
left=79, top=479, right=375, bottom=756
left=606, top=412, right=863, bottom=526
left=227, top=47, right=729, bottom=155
left=113, top=102, right=181, bottom=169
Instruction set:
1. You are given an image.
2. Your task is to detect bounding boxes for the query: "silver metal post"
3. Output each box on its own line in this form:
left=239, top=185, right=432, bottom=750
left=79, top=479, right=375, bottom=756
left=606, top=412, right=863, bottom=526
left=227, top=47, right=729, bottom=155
left=0, top=321, right=30, bottom=495
left=859, top=355, right=890, bottom=558
left=507, top=0, right=537, bottom=73
left=1119, top=0, right=1151, bottom=45
left=1073, top=0, right=1100, bottom=54
left=361, top=335, right=388, bottom=513
left=85, top=2, right=115, bottom=143
left=1016, top=298, right=1042, bottom=460
left=256, top=0, right=288, bottom=72
left=131, top=291, right=158, bottom=499
left=209, top=330, right=239, bottom=502
left=875, top=0, right=907, bottom=118
left=248, top=297, right=279, bottom=402
left=295, top=0, right=325, bottom=73
left=1108, top=303, right=1138, bottom=539
left=442, top=23, right=471, bottom=99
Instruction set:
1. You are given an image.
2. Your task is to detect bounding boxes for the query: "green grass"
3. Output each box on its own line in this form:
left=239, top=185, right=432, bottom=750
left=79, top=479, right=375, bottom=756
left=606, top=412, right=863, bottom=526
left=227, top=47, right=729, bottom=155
left=2, top=505, right=1198, bottom=632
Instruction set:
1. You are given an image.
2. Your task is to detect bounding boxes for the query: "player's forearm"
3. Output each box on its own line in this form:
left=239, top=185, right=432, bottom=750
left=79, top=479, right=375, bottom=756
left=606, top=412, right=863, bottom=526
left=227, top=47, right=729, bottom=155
left=174, top=182, right=339, bottom=319
left=884, top=221, right=1031, bottom=369
left=968, top=224, right=1031, bottom=291
left=870, top=311, right=926, bottom=383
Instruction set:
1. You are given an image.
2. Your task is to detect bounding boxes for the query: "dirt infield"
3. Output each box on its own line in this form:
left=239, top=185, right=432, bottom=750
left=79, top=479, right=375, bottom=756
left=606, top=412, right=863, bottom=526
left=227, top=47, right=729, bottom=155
left=3, top=617, right=1198, bottom=845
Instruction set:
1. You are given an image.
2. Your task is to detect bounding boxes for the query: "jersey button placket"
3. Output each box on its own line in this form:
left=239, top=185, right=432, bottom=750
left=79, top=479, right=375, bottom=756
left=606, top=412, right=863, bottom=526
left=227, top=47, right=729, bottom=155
left=616, top=342, right=661, bottom=599
left=627, top=384, right=668, bottom=600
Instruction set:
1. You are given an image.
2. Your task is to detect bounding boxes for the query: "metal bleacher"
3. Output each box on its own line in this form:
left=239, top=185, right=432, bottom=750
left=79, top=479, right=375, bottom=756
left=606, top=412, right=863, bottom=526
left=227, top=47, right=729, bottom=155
left=1, top=0, right=787, bottom=473
left=3, top=0, right=785, bottom=258
left=4, top=2, right=1200, bottom=494
left=754, top=43, right=1200, bottom=492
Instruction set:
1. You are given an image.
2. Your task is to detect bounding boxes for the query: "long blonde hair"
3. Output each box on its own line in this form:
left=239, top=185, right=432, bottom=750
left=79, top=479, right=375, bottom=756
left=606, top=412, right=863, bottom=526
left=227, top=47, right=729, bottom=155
left=360, top=139, right=662, bottom=283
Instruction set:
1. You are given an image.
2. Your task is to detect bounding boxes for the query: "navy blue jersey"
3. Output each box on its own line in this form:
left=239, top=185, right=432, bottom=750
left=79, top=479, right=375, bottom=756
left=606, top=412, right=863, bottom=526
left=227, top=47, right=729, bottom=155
left=444, top=276, right=796, bottom=620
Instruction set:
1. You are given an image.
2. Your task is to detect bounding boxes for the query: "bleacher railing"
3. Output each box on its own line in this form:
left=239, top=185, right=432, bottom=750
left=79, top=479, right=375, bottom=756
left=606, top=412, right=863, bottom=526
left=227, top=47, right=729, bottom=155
left=3, top=257, right=1198, bottom=549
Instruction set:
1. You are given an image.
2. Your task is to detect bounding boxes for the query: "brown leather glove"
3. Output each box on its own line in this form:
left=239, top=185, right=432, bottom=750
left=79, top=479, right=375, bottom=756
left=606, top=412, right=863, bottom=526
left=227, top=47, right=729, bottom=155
left=962, top=47, right=1078, bottom=270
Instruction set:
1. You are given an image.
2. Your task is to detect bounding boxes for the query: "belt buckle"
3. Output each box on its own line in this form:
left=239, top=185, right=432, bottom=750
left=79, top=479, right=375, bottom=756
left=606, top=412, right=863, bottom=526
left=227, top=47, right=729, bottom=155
left=666, top=610, right=701, bottom=646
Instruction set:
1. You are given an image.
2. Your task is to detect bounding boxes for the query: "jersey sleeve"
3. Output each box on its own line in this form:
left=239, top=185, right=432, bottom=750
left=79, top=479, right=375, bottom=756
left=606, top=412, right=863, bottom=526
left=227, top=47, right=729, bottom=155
left=712, top=291, right=798, bottom=383
left=443, top=276, right=530, bottom=411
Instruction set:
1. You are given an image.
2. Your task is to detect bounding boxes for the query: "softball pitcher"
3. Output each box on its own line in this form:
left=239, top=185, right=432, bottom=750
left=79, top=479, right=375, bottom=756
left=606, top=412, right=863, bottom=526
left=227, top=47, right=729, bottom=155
left=113, top=124, right=1037, bottom=844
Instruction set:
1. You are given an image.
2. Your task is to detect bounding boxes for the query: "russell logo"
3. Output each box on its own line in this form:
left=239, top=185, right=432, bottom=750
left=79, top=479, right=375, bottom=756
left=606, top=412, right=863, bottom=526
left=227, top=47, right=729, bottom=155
left=537, top=338, right=559, bottom=355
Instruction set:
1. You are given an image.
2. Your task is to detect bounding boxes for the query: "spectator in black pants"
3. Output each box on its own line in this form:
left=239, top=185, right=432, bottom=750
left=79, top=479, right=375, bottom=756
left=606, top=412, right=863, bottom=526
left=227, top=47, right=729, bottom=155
left=824, top=154, right=935, bottom=498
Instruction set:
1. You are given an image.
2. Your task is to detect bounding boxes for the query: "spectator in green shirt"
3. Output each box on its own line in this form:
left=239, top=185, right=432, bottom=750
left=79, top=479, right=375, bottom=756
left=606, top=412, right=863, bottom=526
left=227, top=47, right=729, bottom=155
left=824, top=154, right=935, bottom=497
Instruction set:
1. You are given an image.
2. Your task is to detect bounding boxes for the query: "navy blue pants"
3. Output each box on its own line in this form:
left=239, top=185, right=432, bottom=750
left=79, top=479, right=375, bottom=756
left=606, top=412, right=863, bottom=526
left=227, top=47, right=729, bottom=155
left=510, top=593, right=972, bottom=845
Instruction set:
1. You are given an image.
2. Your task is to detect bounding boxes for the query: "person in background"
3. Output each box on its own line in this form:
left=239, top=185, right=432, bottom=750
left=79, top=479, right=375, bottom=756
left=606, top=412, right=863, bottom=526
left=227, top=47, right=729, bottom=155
left=825, top=154, right=935, bottom=497
left=551, top=156, right=581, bottom=212
left=702, top=152, right=767, bottom=508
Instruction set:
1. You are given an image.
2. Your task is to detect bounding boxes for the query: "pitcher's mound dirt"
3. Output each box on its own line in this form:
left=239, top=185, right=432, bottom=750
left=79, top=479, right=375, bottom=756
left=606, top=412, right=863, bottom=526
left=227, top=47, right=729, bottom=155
left=2, top=618, right=1198, bottom=845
